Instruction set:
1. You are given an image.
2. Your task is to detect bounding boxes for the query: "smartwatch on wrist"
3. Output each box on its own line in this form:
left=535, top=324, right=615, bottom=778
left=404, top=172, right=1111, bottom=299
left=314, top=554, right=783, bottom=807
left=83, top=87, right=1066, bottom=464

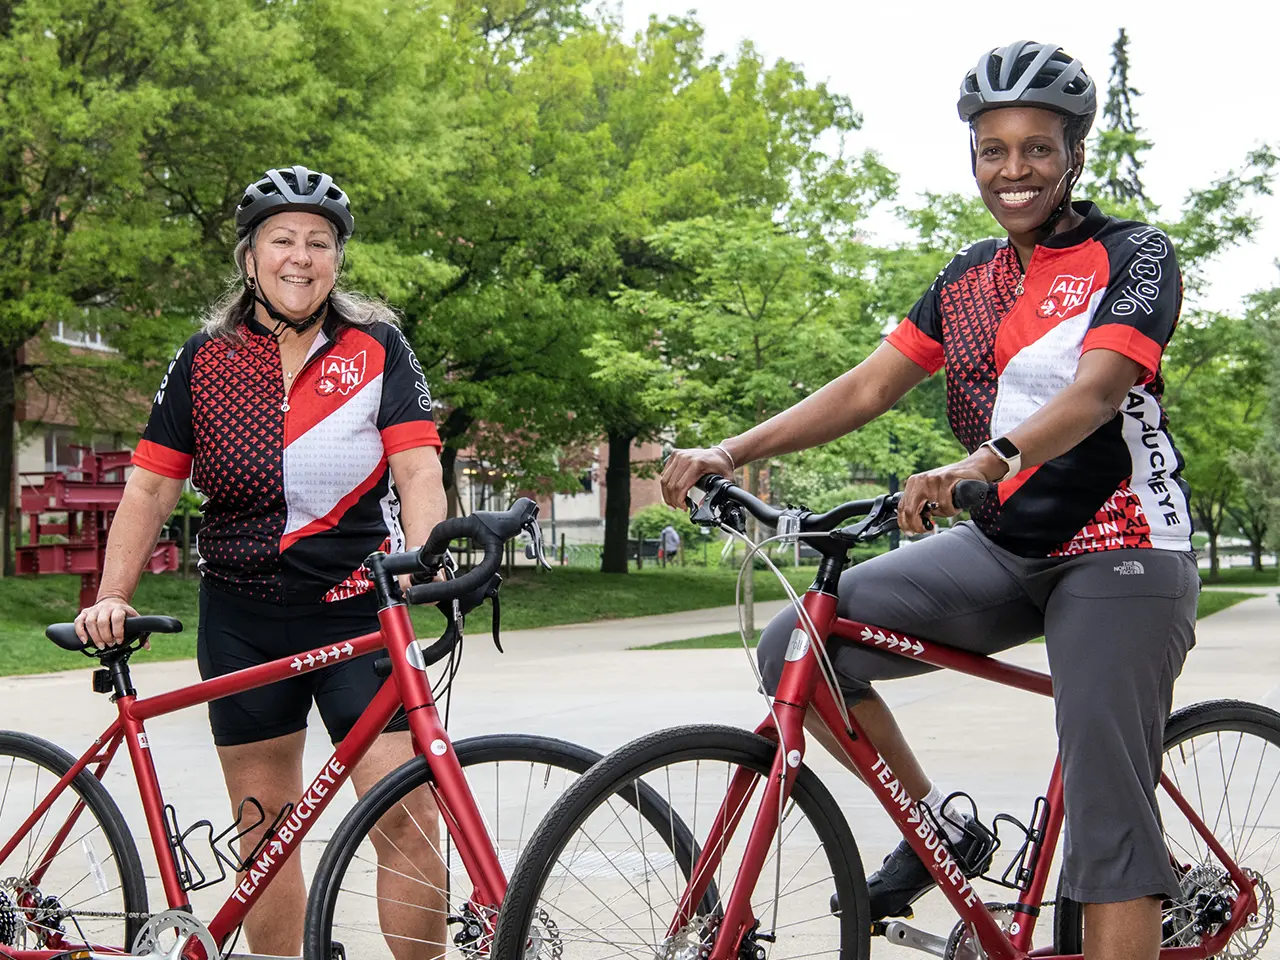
left=979, top=436, right=1022, bottom=482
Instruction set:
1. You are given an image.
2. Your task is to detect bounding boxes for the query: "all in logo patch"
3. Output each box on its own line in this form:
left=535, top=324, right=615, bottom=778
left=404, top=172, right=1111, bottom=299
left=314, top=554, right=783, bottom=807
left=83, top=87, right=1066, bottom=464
left=319, top=351, right=367, bottom=396
left=1041, top=273, right=1096, bottom=318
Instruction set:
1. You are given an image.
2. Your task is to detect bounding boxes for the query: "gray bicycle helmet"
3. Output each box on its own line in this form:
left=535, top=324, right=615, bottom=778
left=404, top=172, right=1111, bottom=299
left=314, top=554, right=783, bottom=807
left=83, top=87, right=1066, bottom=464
left=235, top=165, right=354, bottom=240
left=957, top=41, right=1096, bottom=124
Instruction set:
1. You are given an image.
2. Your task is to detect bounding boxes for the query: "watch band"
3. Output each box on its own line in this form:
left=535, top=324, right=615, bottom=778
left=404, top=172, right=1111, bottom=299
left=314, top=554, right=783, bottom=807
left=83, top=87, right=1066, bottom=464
left=980, top=437, right=1022, bottom=482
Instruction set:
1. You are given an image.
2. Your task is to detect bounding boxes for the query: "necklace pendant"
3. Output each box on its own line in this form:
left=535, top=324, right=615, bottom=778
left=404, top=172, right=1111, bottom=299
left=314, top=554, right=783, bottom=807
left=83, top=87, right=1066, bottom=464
left=1015, top=277, right=1024, bottom=297
left=281, top=400, right=290, bottom=413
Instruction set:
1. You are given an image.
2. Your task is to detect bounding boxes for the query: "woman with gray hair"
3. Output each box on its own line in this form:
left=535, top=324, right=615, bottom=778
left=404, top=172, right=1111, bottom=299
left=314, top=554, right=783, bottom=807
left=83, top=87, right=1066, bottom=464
left=75, top=165, right=448, bottom=956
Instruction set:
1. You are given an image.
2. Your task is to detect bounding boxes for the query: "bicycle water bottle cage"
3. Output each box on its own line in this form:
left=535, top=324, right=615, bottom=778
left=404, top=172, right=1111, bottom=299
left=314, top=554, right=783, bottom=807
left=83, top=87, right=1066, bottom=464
left=988, top=796, right=1050, bottom=892
left=918, top=791, right=1000, bottom=879
left=164, top=797, right=293, bottom=892
left=832, top=494, right=899, bottom=544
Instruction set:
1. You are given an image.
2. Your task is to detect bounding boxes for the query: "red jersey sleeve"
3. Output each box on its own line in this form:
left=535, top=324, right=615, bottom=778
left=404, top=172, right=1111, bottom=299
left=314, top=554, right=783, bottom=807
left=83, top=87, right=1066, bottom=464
left=886, top=280, right=945, bottom=375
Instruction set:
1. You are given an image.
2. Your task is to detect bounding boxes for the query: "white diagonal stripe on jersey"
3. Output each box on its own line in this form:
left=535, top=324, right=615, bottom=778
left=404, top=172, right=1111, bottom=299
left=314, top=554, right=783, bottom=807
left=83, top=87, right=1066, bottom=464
left=991, top=290, right=1103, bottom=437
left=1120, top=386, right=1192, bottom=551
left=283, top=373, right=384, bottom=537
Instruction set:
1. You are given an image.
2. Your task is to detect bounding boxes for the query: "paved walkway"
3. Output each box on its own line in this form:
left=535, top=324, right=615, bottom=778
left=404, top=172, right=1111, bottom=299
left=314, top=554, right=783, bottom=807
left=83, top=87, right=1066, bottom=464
left=1, top=591, right=1276, bottom=954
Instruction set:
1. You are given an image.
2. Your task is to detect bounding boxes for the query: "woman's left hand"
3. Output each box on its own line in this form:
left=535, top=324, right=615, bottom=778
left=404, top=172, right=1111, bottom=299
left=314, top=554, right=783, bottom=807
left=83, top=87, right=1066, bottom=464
left=899, top=450, right=1004, bottom=535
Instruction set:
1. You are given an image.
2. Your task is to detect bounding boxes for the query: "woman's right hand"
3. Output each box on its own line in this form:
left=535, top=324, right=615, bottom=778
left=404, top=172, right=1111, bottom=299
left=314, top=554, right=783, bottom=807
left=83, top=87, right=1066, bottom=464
left=75, top=595, right=140, bottom=650
left=661, top=446, right=736, bottom=509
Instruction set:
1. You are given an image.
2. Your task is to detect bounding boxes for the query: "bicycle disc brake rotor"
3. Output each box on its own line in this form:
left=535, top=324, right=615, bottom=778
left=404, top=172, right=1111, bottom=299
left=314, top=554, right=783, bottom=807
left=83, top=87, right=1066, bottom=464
left=656, top=915, right=716, bottom=960
left=945, top=903, right=1016, bottom=960
left=524, top=907, right=563, bottom=960
left=132, top=909, right=219, bottom=960
left=1225, top=868, right=1273, bottom=960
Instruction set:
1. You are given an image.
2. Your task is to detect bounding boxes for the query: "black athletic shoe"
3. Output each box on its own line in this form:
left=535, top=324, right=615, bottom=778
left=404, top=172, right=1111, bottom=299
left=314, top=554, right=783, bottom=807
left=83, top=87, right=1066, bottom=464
left=831, top=821, right=996, bottom=920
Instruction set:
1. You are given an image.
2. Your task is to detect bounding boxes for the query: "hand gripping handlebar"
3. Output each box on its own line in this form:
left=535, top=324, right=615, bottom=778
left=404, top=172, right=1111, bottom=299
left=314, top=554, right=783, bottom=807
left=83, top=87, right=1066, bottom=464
left=376, top=497, right=546, bottom=605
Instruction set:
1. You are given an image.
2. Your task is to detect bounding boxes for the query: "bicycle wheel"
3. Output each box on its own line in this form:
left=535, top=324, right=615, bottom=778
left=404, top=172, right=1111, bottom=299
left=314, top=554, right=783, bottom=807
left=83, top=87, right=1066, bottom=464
left=304, top=733, right=701, bottom=960
left=491, top=724, right=870, bottom=960
left=0, top=731, right=148, bottom=953
left=1055, top=700, right=1280, bottom=957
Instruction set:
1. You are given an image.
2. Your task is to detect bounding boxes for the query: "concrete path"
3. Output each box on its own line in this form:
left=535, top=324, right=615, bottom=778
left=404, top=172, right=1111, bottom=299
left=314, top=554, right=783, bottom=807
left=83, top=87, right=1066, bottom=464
left=1, top=591, right=1276, bottom=956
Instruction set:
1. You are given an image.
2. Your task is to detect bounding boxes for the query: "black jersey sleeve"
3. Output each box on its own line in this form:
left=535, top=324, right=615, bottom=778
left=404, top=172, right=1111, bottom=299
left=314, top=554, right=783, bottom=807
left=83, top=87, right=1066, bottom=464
left=1083, top=225, right=1182, bottom=382
left=133, top=336, right=200, bottom=479
left=886, top=272, right=946, bottom=374
left=377, top=325, right=442, bottom=455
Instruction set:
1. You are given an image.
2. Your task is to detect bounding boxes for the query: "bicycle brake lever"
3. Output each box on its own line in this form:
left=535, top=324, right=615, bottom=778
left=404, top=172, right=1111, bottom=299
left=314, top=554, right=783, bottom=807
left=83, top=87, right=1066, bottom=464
left=833, top=494, right=900, bottom=542
left=522, top=519, right=553, bottom=570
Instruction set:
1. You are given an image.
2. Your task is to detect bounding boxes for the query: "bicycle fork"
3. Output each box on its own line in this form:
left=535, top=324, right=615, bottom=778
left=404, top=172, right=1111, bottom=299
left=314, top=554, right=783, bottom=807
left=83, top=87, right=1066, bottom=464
left=665, top=700, right=809, bottom=960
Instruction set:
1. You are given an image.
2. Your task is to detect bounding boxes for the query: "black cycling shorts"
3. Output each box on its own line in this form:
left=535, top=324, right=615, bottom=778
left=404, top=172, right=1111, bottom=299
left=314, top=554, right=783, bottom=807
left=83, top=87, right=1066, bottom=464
left=197, top=583, right=391, bottom=747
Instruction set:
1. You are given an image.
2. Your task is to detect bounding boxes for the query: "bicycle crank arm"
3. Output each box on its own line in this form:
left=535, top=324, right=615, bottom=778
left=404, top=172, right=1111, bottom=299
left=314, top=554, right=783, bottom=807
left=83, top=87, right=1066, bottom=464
left=881, top=920, right=950, bottom=957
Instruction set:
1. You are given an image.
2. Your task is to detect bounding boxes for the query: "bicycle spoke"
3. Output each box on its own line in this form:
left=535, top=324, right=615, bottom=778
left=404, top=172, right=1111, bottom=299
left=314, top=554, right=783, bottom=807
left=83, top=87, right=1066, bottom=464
left=506, top=739, right=852, bottom=960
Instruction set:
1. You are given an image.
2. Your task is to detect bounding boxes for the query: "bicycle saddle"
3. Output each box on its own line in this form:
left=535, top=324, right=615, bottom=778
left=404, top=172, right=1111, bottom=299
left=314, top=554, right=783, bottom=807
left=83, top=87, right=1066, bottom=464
left=46, top=616, right=184, bottom=651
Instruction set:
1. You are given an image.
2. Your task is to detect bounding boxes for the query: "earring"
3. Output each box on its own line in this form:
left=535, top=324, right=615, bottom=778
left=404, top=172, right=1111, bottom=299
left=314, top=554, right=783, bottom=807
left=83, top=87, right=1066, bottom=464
left=246, top=276, right=257, bottom=290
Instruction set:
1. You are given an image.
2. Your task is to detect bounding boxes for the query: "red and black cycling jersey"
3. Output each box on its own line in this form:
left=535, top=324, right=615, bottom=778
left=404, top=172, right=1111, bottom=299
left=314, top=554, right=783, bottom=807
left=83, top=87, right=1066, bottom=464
left=886, top=201, right=1192, bottom=558
left=135, top=314, right=442, bottom=604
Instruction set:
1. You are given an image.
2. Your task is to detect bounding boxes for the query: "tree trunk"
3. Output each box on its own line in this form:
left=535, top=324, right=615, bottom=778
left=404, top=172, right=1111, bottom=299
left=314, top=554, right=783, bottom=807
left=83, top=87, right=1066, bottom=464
left=440, top=445, right=463, bottom=518
left=0, top=349, right=16, bottom=577
left=1208, top=530, right=1219, bottom=580
left=601, top=430, right=635, bottom=574
left=1254, top=541, right=1264, bottom=573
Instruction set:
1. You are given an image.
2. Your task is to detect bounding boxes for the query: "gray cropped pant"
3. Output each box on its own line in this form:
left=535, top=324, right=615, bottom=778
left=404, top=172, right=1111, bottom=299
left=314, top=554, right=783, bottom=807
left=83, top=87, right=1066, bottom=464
left=756, top=521, right=1198, bottom=903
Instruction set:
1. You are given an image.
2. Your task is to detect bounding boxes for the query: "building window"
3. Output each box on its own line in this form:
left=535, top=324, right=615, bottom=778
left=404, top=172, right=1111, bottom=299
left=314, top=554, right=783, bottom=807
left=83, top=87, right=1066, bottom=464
left=51, top=320, right=114, bottom=352
left=42, top=428, right=123, bottom=475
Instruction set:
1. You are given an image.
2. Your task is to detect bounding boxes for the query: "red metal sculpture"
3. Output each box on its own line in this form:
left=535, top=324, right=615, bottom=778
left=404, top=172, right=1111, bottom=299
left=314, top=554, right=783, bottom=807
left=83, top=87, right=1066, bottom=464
left=16, top=447, right=179, bottom=609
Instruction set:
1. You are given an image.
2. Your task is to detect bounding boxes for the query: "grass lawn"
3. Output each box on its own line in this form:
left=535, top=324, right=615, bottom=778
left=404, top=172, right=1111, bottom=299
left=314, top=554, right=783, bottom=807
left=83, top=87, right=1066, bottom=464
left=1201, top=566, right=1278, bottom=586
left=0, top=565, right=817, bottom=677
left=633, top=589, right=1259, bottom=651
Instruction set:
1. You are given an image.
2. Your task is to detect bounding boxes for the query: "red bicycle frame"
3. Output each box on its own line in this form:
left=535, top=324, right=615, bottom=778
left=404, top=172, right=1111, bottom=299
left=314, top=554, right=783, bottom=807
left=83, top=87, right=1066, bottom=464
left=0, top=600, right=507, bottom=959
left=669, top=585, right=1258, bottom=960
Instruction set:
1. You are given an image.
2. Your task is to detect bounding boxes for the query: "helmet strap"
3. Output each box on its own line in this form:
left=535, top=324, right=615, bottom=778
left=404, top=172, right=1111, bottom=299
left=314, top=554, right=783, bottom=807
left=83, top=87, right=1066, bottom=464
left=245, top=277, right=328, bottom=336
left=1034, top=164, right=1082, bottom=239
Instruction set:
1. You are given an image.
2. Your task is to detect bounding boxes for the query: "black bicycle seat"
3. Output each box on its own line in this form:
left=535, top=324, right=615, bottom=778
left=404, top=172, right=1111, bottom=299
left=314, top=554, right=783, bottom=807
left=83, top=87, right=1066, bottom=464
left=46, top=616, right=184, bottom=652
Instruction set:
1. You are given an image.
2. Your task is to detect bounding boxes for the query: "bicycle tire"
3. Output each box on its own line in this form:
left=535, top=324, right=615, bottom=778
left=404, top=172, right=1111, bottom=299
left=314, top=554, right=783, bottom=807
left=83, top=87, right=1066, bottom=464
left=1054, top=699, right=1280, bottom=954
left=490, top=724, right=871, bottom=960
left=303, top=733, right=703, bottom=960
left=0, top=730, right=148, bottom=952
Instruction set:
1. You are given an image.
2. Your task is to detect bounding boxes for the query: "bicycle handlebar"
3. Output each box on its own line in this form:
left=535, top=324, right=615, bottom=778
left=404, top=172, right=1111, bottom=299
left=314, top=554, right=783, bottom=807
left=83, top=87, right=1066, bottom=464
left=690, top=476, right=992, bottom=541
left=376, top=497, right=545, bottom=605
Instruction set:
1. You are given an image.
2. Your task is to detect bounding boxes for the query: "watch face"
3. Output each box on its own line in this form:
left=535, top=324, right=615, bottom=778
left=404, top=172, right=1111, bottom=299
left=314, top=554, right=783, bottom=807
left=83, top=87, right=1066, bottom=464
left=990, top=437, right=1020, bottom=459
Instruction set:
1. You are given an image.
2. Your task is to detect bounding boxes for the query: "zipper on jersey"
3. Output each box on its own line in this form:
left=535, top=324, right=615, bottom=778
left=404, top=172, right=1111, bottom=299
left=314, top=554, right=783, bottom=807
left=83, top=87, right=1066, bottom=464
left=279, top=335, right=335, bottom=413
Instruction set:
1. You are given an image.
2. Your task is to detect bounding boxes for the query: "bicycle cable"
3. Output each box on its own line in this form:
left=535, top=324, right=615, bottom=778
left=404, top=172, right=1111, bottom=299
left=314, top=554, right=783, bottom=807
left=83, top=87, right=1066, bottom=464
left=728, top=526, right=855, bottom=733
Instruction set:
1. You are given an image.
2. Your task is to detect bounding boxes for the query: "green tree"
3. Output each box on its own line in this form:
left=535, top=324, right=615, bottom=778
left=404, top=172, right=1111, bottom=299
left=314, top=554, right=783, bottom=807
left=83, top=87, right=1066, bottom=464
left=613, top=213, right=885, bottom=624
left=1163, top=313, right=1269, bottom=578
left=0, top=0, right=276, bottom=573
left=1086, top=28, right=1153, bottom=216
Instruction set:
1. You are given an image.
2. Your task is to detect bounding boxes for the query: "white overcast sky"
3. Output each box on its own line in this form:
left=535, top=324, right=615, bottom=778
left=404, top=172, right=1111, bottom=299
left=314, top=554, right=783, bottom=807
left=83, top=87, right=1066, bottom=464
left=617, top=0, right=1279, bottom=313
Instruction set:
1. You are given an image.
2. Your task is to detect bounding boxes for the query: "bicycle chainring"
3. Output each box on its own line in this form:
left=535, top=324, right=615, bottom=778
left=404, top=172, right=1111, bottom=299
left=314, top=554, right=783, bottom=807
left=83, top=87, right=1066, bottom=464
left=944, top=903, right=1017, bottom=960
left=132, top=908, right=219, bottom=960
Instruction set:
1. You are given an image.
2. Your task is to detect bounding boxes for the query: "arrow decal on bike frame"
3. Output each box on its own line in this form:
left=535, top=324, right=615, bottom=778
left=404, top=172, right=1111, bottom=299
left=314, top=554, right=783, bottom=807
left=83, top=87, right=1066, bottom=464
left=859, top=626, right=924, bottom=657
